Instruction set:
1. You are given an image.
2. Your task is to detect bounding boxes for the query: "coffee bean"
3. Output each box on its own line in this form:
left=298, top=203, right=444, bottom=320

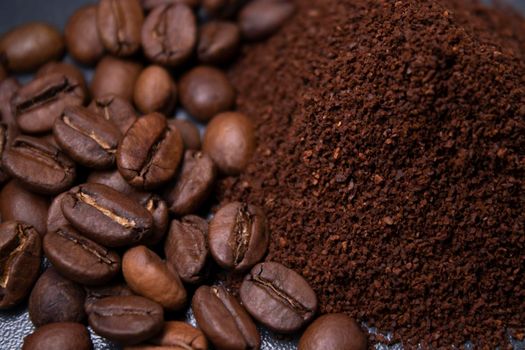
left=123, top=245, right=187, bottom=311
left=65, top=4, right=105, bottom=65
left=3, top=135, right=76, bottom=195
left=179, top=66, right=235, bottom=122
left=22, top=322, right=92, bottom=350
left=134, top=66, right=177, bottom=115
left=54, top=106, right=122, bottom=169
left=139, top=194, right=169, bottom=246
left=203, top=112, right=255, bottom=175
left=36, top=61, right=89, bottom=98
left=91, top=56, right=142, bottom=102
left=0, top=78, right=21, bottom=127
left=97, top=0, right=144, bottom=57
left=47, top=192, right=70, bottom=234
left=0, top=63, right=6, bottom=81
left=125, top=321, right=208, bottom=350
left=202, top=0, right=243, bottom=18
left=43, top=225, right=121, bottom=285
left=0, top=221, right=41, bottom=309
left=142, top=3, right=197, bottom=67
left=298, top=313, right=368, bottom=350
left=88, top=295, right=164, bottom=345
left=117, top=113, right=184, bottom=190
left=192, top=285, right=260, bottom=350
left=171, top=119, right=201, bottom=150
left=88, top=169, right=142, bottom=198
left=239, top=262, right=318, bottom=333
left=165, top=215, right=208, bottom=284
left=140, top=0, right=200, bottom=10
left=198, top=21, right=240, bottom=64
left=84, top=282, right=134, bottom=314
left=165, top=150, right=216, bottom=216
left=28, top=267, right=86, bottom=327
left=0, top=22, right=64, bottom=72
left=61, top=183, right=153, bottom=247
left=88, top=94, right=138, bottom=134
left=238, top=0, right=295, bottom=41
left=0, top=123, right=17, bottom=184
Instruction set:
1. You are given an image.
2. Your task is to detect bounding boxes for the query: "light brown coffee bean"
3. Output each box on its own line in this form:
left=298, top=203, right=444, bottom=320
left=134, top=65, right=177, bottom=115
left=65, top=5, right=105, bottom=65
left=91, top=56, right=142, bottom=101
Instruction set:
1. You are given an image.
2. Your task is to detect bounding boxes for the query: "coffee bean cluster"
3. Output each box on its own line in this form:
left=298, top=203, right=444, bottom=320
left=0, top=0, right=368, bottom=349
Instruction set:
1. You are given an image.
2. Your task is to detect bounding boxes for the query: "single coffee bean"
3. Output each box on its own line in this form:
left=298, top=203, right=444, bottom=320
left=88, top=94, right=138, bottom=134
left=0, top=78, right=21, bottom=126
left=22, top=322, right=92, bottom=350
left=36, top=61, right=89, bottom=98
left=0, top=221, right=41, bottom=309
left=88, top=295, right=164, bottom=345
left=165, top=150, right=216, bottom=216
left=3, top=136, right=76, bottom=195
left=91, top=56, right=143, bottom=101
left=170, top=119, right=201, bottom=150
left=28, top=267, right=86, bottom=327
left=238, top=0, right=296, bottom=41
left=140, top=194, right=169, bottom=246
left=198, top=21, right=240, bottom=64
left=124, top=321, right=208, bottom=350
left=202, top=0, right=243, bottom=18
left=97, top=0, right=144, bottom=56
left=61, top=183, right=154, bottom=247
left=203, top=112, right=255, bottom=175
left=141, top=0, right=201, bottom=10
left=240, top=262, right=318, bottom=333
left=43, top=225, right=121, bottom=285
left=54, top=106, right=122, bottom=169
left=193, top=285, right=260, bottom=350
left=117, top=113, right=184, bottom=190
left=47, top=192, right=70, bottom=234
left=0, top=22, right=64, bottom=73
left=179, top=66, right=236, bottom=122
left=141, top=3, right=197, bottom=67
left=298, top=313, right=368, bottom=350
left=84, top=282, right=134, bottom=314
left=134, top=65, right=177, bottom=115
left=65, top=4, right=105, bottom=65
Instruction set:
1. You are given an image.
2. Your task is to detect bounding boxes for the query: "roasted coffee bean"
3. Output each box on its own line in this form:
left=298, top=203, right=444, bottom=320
left=193, top=285, right=260, bottom=350
left=3, top=136, right=76, bottom=195
left=125, top=321, right=208, bottom=350
left=0, top=78, right=21, bottom=126
left=165, top=216, right=208, bottom=284
left=47, top=192, right=70, bottom=234
left=141, top=0, right=200, bottom=10
left=65, top=4, right=105, bottom=65
left=61, top=183, right=153, bottom=247
left=298, top=313, right=368, bottom=350
left=22, top=322, right=92, bottom=350
left=179, top=66, right=235, bottom=122
left=28, top=267, right=86, bottom=327
left=12, top=72, right=85, bottom=134
left=203, top=111, right=255, bottom=175
left=171, top=119, right=201, bottom=150
left=0, top=123, right=15, bottom=184
left=134, top=65, right=177, bottom=115
left=123, top=245, right=187, bottom=310
left=140, top=194, right=169, bottom=246
left=141, top=3, right=197, bottom=67
left=97, top=0, right=144, bottom=56
left=0, top=22, right=64, bottom=72
left=84, top=282, right=134, bottom=314
left=202, top=0, right=243, bottom=18
left=0, top=221, right=41, bottom=309
left=43, top=225, right=121, bottom=285
left=88, top=295, right=164, bottom=345
left=240, top=262, right=318, bottom=333
left=117, top=113, right=184, bottom=190
left=88, top=94, right=138, bottom=134
left=36, top=61, right=89, bottom=98
left=198, top=21, right=240, bottom=64
left=54, top=106, right=122, bottom=169
left=238, top=0, right=295, bottom=41
left=165, top=150, right=216, bottom=216
left=88, top=169, right=141, bottom=197
left=91, top=56, right=142, bottom=101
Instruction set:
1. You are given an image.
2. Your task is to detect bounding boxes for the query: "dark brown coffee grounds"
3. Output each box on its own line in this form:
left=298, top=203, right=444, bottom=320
left=219, top=0, right=525, bottom=347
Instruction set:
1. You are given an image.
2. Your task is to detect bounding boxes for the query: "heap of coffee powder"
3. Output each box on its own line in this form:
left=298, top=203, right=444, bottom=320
left=219, top=0, right=525, bottom=347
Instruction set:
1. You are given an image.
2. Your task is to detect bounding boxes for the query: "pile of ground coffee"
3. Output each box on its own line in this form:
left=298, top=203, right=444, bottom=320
left=219, top=0, right=525, bottom=347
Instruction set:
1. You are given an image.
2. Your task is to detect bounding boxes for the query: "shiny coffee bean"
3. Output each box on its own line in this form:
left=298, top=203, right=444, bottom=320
left=203, top=112, right=255, bottom=175
left=142, top=3, right=197, bottom=67
left=47, top=192, right=69, bottom=234
left=240, top=262, right=318, bottom=333
left=0, top=123, right=17, bottom=184
left=88, top=295, right=164, bottom=345
left=202, top=0, right=243, bottom=18
left=141, top=0, right=200, bottom=10
left=88, top=94, right=138, bottom=134
left=3, top=136, right=76, bottom=195
left=91, top=56, right=142, bottom=101
left=125, top=321, right=208, bottom=350
left=43, top=225, right=121, bottom=285
left=171, top=119, right=201, bottom=150
left=61, top=183, right=153, bottom=247
left=22, top=323, right=92, bottom=350
left=193, top=285, right=260, bottom=350
left=28, top=267, right=86, bottom=327
left=140, top=194, right=169, bottom=246
left=179, top=66, right=235, bottom=122
left=0, top=221, right=41, bottom=309
left=134, top=65, right=177, bottom=115
left=36, top=61, right=89, bottom=98
left=84, top=282, right=134, bottom=314
left=198, top=21, right=240, bottom=64
left=0, top=78, right=21, bottom=126
left=65, top=5, right=105, bottom=65
left=238, top=0, right=296, bottom=41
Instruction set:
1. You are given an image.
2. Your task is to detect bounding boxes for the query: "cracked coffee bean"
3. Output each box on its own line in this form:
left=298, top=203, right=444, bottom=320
left=65, top=4, right=105, bottom=65
left=240, top=262, right=318, bottom=333
left=84, top=282, right=134, bottom=315
left=198, top=21, right=240, bottom=65
left=22, top=322, right=92, bottom=350
left=88, top=94, right=138, bottom=134
left=91, top=56, right=142, bottom=101
left=238, top=0, right=296, bottom=41
left=125, top=321, right=208, bottom=350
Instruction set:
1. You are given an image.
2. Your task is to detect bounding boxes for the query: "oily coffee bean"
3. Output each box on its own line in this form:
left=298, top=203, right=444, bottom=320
left=179, top=66, right=236, bottom=122
left=43, top=225, right=121, bottom=285
left=88, top=94, right=138, bottom=134
left=117, top=113, right=184, bottom=190
left=22, top=322, right=92, bottom=350
left=203, top=111, right=256, bottom=175
left=240, top=262, right=318, bottom=333
left=0, top=22, right=64, bottom=73
left=28, top=267, right=86, bottom=327
left=97, top=0, right=144, bottom=57
left=36, top=61, right=89, bottom=98
left=171, top=119, right=201, bottom=150
left=0, top=78, right=21, bottom=126
left=65, top=4, right=105, bottom=65
left=238, top=0, right=296, bottom=41
left=53, top=106, right=122, bottom=169
left=47, top=192, right=70, bottom=234
left=140, top=194, right=169, bottom=246
left=2, top=135, right=76, bottom=195
left=198, top=21, right=240, bottom=64
left=165, top=215, right=209, bottom=284
left=84, top=282, right=134, bottom=314
left=0, top=221, right=41, bottom=309
left=202, top=0, right=244, bottom=18
left=125, top=321, right=208, bottom=350
left=91, top=56, right=142, bottom=101
left=142, top=3, right=197, bottom=67
left=209, top=202, right=268, bottom=271
left=134, top=65, right=177, bottom=115
left=123, top=245, right=187, bottom=310
left=61, top=183, right=154, bottom=247
left=141, top=0, right=201, bottom=10
left=298, top=313, right=368, bottom=350
left=88, top=295, right=164, bottom=345
left=192, top=285, right=260, bottom=350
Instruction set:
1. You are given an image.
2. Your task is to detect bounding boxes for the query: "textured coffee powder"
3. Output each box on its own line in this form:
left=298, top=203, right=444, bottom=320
left=219, top=0, right=525, bottom=347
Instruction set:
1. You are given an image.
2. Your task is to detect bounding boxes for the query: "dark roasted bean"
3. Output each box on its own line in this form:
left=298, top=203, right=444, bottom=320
left=65, top=4, right=105, bottom=65
left=88, top=94, right=138, bottom=134
left=198, top=21, right=240, bottom=64
left=238, top=0, right=295, bottom=41
left=91, top=56, right=142, bottom=102
left=22, top=323, right=92, bottom=350
left=46, top=192, right=70, bottom=234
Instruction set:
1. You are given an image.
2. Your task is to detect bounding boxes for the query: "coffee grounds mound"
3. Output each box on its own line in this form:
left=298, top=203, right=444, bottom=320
left=218, top=0, right=525, bottom=347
